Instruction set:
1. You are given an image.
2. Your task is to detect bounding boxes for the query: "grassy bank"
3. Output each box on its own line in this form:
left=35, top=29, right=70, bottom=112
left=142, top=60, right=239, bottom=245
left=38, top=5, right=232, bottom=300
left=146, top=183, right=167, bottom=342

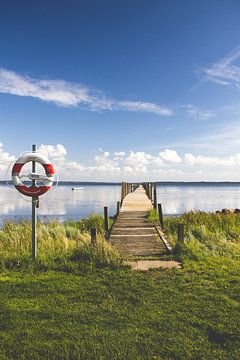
left=0, top=215, right=120, bottom=271
left=164, top=211, right=240, bottom=265
left=0, top=212, right=239, bottom=359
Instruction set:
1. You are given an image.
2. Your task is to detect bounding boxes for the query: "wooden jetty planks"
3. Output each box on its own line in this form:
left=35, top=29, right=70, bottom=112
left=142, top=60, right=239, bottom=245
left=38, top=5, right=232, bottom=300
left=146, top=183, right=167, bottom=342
left=109, top=185, right=168, bottom=257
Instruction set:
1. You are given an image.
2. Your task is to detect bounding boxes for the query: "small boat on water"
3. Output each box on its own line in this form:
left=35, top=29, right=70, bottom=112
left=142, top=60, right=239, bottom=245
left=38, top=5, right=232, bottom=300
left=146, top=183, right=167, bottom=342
left=72, top=187, right=84, bottom=191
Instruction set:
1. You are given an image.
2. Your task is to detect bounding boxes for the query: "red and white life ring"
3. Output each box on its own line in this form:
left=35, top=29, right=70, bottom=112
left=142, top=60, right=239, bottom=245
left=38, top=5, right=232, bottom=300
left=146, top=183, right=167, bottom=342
left=12, top=152, right=54, bottom=197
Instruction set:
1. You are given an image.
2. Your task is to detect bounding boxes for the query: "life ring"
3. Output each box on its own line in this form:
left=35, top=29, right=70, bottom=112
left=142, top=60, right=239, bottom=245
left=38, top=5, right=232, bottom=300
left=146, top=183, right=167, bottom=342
left=12, top=152, right=54, bottom=197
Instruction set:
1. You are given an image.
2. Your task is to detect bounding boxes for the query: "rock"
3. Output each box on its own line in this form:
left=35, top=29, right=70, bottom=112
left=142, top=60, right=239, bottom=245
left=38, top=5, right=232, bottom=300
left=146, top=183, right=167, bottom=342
left=234, top=208, right=240, bottom=214
left=221, top=208, right=234, bottom=214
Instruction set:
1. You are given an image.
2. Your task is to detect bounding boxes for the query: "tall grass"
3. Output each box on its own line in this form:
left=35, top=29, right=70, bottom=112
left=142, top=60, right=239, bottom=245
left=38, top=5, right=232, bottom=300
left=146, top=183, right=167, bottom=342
left=164, top=211, right=240, bottom=263
left=146, top=208, right=159, bottom=224
left=0, top=214, right=121, bottom=271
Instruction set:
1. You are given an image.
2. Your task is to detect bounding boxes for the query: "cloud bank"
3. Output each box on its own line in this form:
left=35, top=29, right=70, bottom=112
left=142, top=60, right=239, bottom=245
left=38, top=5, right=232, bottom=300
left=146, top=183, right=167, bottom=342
left=1, top=143, right=240, bottom=182
left=0, top=68, right=172, bottom=116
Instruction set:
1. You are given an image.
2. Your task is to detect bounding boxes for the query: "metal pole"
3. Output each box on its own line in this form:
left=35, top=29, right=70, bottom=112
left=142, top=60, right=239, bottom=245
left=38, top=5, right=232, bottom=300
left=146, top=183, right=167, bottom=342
left=32, top=144, right=37, bottom=259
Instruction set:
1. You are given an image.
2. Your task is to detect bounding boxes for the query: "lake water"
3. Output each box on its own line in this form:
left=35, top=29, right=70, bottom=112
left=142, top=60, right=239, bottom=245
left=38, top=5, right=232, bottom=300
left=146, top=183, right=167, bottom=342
left=0, top=183, right=240, bottom=224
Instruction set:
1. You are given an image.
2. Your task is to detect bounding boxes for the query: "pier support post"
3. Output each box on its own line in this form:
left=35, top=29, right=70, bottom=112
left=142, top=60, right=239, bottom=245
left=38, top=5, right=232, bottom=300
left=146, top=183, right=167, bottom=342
left=91, top=227, right=97, bottom=246
left=117, top=201, right=120, bottom=215
left=178, top=223, right=184, bottom=244
left=146, top=182, right=150, bottom=198
left=104, top=206, right=109, bottom=233
left=158, top=203, right=164, bottom=230
left=150, top=182, right=152, bottom=201
left=153, top=183, right=157, bottom=209
left=121, top=182, right=124, bottom=203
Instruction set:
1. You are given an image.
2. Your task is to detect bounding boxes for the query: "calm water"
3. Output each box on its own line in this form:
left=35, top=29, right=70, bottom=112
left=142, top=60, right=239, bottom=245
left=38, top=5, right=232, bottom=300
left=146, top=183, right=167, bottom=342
left=0, top=183, right=240, bottom=224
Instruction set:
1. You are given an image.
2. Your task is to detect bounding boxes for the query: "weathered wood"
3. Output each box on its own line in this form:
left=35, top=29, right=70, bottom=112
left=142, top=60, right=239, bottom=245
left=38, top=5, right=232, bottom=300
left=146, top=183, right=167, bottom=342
left=117, top=201, right=120, bottom=215
left=149, top=182, right=152, bottom=201
left=121, top=182, right=124, bottom=203
left=109, top=185, right=169, bottom=257
left=158, top=203, right=164, bottom=230
left=178, top=223, right=184, bottom=243
left=104, top=206, right=109, bottom=232
left=91, top=227, right=97, bottom=246
left=153, top=183, right=157, bottom=209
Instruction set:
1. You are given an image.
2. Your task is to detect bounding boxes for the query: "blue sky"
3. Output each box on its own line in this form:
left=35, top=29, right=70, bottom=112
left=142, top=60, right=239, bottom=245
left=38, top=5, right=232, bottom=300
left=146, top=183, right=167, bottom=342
left=1, top=0, right=240, bottom=181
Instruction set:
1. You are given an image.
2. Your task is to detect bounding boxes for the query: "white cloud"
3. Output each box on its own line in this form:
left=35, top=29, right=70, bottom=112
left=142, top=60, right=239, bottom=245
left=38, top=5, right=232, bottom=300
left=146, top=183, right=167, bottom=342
left=184, top=153, right=240, bottom=167
left=118, top=101, right=173, bottom=116
left=0, top=145, right=15, bottom=171
left=2, top=142, right=240, bottom=181
left=182, top=104, right=215, bottom=121
left=184, top=154, right=226, bottom=166
left=125, top=151, right=153, bottom=167
left=159, top=149, right=182, bottom=163
left=114, top=151, right=126, bottom=157
left=38, top=144, right=67, bottom=162
left=200, top=47, right=240, bottom=89
left=123, top=166, right=134, bottom=173
left=0, top=68, right=172, bottom=116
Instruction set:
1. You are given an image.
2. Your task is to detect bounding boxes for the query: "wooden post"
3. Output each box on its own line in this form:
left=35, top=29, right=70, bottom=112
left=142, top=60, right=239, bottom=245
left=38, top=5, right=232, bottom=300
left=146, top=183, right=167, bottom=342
left=153, top=183, right=157, bottom=209
left=104, top=206, right=109, bottom=232
left=148, top=182, right=151, bottom=198
left=149, top=182, right=152, bottom=201
left=91, top=227, right=97, bottom=246
left=178, top=223, right=184, bottom=244
left=121, top=182, right=124, bottom=203
left=117, top=201, right=120, bottom=215
left=144, top=182, right=146, bottom=193
left=158, top=203, right=164, bottom=230
left=145, top=182, right=148, bottom=197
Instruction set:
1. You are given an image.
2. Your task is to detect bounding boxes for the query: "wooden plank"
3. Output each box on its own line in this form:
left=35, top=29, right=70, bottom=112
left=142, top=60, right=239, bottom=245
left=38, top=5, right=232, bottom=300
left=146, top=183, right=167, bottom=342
left=111, top=228, right=156, bottom=235
left=109, top=184, right=169, bottom=257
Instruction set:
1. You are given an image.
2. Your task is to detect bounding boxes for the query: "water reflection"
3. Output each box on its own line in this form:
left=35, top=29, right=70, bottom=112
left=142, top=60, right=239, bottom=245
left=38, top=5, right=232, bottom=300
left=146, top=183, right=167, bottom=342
left=0, top=184, right=121, bottom=223
left=157, top=185, right=240, bottom=215
left=0, top=184, right=240, bottom=224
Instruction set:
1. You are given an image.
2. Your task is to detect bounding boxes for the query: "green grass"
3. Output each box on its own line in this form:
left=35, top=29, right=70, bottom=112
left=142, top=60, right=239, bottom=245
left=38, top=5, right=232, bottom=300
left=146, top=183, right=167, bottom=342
left=0, top=265, right=239, bottom=359
left=164, top=211, right=240, bottom=263
left=0, top=215, right=121, bottom=271
left=0, top=212, right=239, bottom=359
left=146, top=208, right=159, bottom=224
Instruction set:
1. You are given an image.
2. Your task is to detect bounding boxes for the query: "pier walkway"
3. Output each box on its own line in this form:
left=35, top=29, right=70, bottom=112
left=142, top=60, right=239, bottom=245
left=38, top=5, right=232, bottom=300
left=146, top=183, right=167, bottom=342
left=109, top=185, right=168, bottom=257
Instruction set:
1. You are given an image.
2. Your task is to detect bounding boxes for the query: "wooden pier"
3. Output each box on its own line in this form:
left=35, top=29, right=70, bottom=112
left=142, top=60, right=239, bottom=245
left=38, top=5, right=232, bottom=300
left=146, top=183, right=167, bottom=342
left=109, top=184, right=170, bottom=258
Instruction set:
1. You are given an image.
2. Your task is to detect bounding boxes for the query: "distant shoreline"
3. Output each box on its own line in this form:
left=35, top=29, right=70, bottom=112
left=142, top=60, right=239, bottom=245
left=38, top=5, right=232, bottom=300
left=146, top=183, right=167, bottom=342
left=1, top=180, right=240, bottom=186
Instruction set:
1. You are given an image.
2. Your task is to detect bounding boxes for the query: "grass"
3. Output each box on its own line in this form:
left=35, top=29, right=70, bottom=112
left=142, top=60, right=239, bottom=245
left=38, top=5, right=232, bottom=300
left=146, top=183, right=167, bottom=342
left=146, top=208, right=159, bottom=224
left=0, top=215, right=121, bottom=271
left=0, top=212, right=239, bottom=359
left=164, top=211, right=240, bottom=263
